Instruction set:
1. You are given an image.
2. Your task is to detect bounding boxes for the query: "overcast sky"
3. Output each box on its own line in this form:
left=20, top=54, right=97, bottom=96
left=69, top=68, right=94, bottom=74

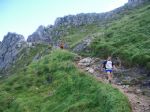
left=0, top=0, right=128, bottom=41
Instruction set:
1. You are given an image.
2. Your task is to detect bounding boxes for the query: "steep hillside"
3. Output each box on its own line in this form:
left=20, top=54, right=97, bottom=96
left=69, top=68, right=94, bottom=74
left=1, top=1, right=149, bottom=74
left=26, top=0, right=132, bottom=44
left=6, top=43, right=52, bottom=75
left=0, top=50, right=131, bottom=112
left=52, top=3, right=150, bottom=71
left=88, top=3, right=150, bottom=70
left=0, top=1, right=149, bottom=112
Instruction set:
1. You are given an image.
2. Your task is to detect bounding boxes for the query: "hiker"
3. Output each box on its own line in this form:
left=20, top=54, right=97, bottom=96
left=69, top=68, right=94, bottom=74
left=59, top=42, right=64, bottom=49
left=102, top=56, right=117, bottom=84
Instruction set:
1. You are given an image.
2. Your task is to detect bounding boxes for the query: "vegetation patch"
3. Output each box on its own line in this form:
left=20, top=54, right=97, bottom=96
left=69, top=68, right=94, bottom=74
left=0, top=49, right=131, bottom=112
left=87, top=4, right=150, bottom=69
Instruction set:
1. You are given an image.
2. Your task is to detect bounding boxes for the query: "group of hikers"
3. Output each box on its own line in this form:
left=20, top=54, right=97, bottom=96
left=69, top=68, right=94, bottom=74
left=101, top=56, right=121, bottom=84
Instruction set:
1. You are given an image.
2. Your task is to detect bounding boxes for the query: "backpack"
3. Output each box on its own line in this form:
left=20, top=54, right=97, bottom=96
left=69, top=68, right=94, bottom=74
left=102, top=60, right=107, bottom=69
left=102, top=60, right=114, bottom=69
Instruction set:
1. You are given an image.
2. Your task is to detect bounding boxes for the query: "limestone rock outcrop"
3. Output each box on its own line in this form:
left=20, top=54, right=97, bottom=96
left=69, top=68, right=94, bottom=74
left=0, top=32, right=26, bottom=71
left=27, top=25, right=52, bottom=44
left=128, top=0, right=149, bottom=7
left=27, top=0, right=150, bottom=44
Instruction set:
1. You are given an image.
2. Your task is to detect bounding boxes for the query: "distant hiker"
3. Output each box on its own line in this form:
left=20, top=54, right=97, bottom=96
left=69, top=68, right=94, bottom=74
left=102, top=56, right=117, bottom=84
left=59, top=42, right=64, bottom=49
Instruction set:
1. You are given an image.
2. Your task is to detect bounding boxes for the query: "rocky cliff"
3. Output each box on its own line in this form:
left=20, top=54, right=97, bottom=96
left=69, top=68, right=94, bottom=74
left=27, top=25, right=52, bottom=44
left=27, top=11, right=123, bottom=44
left=53, top=0, right=149, bottom=27
left=27, top=0, right=149, bottom=44
left=0, top=33, right=26, bottom=71
left=128, top=0, right=149, bottom=7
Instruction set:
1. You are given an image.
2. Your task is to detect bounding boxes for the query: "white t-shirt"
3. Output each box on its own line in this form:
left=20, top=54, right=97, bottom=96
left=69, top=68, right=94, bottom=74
left=106, top=61, right=113, bottom=70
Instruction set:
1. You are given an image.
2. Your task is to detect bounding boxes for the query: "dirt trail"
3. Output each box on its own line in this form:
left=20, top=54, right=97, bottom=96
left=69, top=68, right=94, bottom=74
left=75, top=57, right=150, bottom=112
left=97, top=76, right=150, bottom=112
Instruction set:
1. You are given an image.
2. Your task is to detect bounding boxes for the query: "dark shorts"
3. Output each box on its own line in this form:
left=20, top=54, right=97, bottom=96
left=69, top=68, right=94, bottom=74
left=105, top=69, right=112, bottom=73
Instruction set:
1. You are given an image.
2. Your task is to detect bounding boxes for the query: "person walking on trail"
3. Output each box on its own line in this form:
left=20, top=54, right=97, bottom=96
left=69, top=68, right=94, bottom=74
left=102, top=56, right=117, bottom=84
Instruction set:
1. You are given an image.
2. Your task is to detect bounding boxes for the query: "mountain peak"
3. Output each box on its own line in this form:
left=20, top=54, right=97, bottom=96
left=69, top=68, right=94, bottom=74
left=0, top=32, right=25, bottom=71
left=2, top=32, right=25, bottom=43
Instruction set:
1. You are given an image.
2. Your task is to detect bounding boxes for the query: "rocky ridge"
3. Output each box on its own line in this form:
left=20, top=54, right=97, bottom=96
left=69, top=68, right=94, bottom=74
left=0, top=0, right=149, bottom=73
left=128, top=0, right=149, bottom=7
left=27, top=25, right=52, bottom=44
left=0, top=33, right=26, bottom=72
left=27, top=0, right=149, bottom=44
left=27, top=10, right=125, bottom=44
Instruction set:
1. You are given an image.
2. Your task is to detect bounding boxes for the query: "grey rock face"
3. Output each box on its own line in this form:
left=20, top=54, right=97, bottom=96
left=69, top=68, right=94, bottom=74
left=54, top=5, right=132, bottom=28
left=0, top=41, right=1, bottom=48
left=128, top=0, right=149, bottom=7
left=73, top=36, right=93, bottom=52
left=27, top=24, right=70, bottom=44
left=54, top=0, right=149, bottom=28
left=54, top=12, right=116, bottom=28
left=27, top=6, right=127, bottom=44
left=27, top=25, right=53, bottom=44
left=29, top=3, right=133, bottom=45
left=55, top=13, right=100, bottom=27
left=0, top=32, right=26, bottom=71
left=26, top=0, right=149, bottom=44
left=78, top=57, right=93, bottom=67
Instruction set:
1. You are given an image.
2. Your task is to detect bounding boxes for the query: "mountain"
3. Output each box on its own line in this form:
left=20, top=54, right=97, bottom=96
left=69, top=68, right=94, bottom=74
left=128, top=0, right=149, bottom=7
left=0, top=1, right=149, bottom=111
left=0, top=33, right=52, bottom=75
left=27, top=25, right=52, bottom=44
left=88, top=2, right=150, bottom=70
left=0, top=33, right=26, bottom=72
left=26, top=2, right=125, bottom=44
left=27, top=6, right=125, bottom=44
left=27, top=0, right=150, bottom=44
left=0, top=0, right=149, bottom=74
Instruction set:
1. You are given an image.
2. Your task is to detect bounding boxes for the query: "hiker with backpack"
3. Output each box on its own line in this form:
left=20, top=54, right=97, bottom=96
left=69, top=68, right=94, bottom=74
left=102, top=56, right=117, bottom=84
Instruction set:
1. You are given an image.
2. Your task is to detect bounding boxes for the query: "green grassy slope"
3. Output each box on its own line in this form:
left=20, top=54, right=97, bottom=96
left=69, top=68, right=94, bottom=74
left=1, top=3, right=149, bottom=112
left=0, top=49, right=131, bottom=112
left=88, top=4, right=150, bottom=69
left=4, top=44, right=52, bottom=75
left=61, top=4, right=150, bottom=69
left=54, top=24, right=100, bottom=49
